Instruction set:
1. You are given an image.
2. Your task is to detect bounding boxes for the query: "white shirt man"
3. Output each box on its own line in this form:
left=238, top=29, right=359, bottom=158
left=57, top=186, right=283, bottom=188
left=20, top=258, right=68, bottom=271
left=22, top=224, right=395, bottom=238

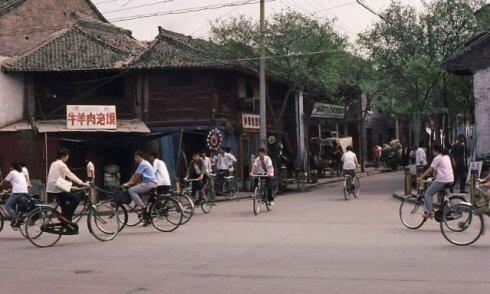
left=341, top=150, right=359, bottom=171
left=153, top=158, right=171, bottom=187
left=202, top=156, right=212, bottom=173
left=415, top=147, right=427, bottom=167
left=217, top=151, right=236, bottom=171
left=21, top=166, right=32, bottom=188
left=226, top=152, right=237, bottom=173
left=252, top=155, right=274, bottom=177
left=86, top=161, right=95, bottom=181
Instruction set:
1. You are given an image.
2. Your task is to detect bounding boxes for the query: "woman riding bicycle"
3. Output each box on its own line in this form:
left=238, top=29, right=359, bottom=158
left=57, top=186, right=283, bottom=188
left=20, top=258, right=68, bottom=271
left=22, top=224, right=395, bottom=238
left=46, top=148, right=90, bottom=224
left=0, top=161, right=29, bottom=228
left=417, top=144, right=454, bottom=220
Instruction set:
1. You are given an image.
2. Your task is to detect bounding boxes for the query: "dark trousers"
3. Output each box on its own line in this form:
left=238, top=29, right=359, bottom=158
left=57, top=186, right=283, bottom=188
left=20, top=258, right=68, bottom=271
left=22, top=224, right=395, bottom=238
left=217, top=170, right=229, bottom=193
left=191, top=180, right=203, bottom=199
left=374, top=157, right=380, bottom=170
left=454, top=164, right=468, bottom=192
left=156, top=185, right=170, bottom=195
left=50, top=192, right=81, bottom=221
left=254, top=177, right=274, bottom=202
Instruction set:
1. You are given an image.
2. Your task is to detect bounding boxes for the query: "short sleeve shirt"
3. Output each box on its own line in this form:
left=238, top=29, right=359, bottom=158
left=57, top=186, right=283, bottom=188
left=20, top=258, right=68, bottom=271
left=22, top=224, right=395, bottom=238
left=431, top=155, right=454, bottom=183
left=136, top=160, right=157, bottom=184
left=342, top=151, right=357, bottom=170
left=5, top=170, right=28, bottom=194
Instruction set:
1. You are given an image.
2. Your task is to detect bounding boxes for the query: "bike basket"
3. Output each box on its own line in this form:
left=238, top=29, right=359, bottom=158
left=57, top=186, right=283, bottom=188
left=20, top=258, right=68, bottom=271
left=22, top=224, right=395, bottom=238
left=113, top=190, right=131, bottom=205
left=17, top=195, right=36, bottom=212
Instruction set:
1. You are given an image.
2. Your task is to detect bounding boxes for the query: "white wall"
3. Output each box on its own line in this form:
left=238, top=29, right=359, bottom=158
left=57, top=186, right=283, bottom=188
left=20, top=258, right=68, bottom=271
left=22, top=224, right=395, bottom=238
left=474, top=67, right=490, bottom=157
left=0, top=56, right=24, bottom=128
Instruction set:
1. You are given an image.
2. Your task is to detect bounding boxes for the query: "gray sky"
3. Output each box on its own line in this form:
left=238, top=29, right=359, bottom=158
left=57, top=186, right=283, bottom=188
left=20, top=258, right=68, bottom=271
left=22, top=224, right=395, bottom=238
left=93, top=0, right=426, bottom=41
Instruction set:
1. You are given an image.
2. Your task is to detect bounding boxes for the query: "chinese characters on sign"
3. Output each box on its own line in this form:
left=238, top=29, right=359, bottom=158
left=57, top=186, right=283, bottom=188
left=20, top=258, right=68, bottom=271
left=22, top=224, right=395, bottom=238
left=311, top=103, right=345, bottom=119
left=241, top=114, right=260, bottom=130
left=66, top=105, right=117, bottom=130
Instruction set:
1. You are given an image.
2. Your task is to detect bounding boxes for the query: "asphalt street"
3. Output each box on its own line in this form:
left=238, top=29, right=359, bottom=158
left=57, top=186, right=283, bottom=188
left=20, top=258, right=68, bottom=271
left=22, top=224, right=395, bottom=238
left=0, top=171, right=489, bottom=294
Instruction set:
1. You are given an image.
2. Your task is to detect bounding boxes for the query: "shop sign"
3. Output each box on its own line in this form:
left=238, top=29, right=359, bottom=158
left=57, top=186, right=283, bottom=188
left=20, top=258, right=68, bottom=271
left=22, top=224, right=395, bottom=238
left=311, top=103, right=344, bottom=119
left=66, top=105, right=117, bottom=130
left=242, top=113, right=260, bottom=130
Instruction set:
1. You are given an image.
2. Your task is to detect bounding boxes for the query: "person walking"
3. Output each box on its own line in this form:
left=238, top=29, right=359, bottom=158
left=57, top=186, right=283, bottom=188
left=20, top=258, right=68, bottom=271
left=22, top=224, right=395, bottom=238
left=148, top=151, right=171, bottom=194
left=415, top=142, right=427, bottom=168
left=85, top=154, right=95, bottom=182
left=20, top=161, right=32, bottom=194
left=373, top=145, right=382, bottom=170
left=450, top=134, right=468, bottom=193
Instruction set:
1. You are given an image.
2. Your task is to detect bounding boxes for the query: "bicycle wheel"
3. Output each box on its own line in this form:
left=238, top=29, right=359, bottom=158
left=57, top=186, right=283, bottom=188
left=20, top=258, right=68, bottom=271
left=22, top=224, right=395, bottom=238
left=88, top=201, right=121, bottom=242
left=201, top=193, right=214, bottom=214
left=25, top=207, right=62, bottom=248
left=440, top=204, right=485, bottom=246
left=399, top=195, right=426, bottom=229
left=297, top=173, right=306, bottom=191
left=353, top=177, right=360, bottom=198
left=174, top=194, right=194, bottom=224
left=0, top=209, right=4, bottom=232
left=150, top=197, right=183, bottom=232
left=114, top=203, right=128, bottom=232
left=123, top=203, right=142, bottom=226
left=228, top=179, right=239, bottom=200
left=253, top=187, right=261, bottom=215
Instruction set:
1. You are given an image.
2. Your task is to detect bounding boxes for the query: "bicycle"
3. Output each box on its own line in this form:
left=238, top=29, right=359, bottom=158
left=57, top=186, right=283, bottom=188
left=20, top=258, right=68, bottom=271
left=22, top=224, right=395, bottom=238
left=116, top=188, right=183, bottom=232
left=213, top=173, right=239, bottom=200
left=439, top=184, right=487, bottom=246
left=399, top=179, right=466, bottom=230
left=183, top=178, right=215, bottom=214
left=343, top=170, right=359, bottom=200
left=0, top=190, right=41, bottom=238
left=251, top=175, right=273, bottom=215
left=24, top=186, right=122, bottom=248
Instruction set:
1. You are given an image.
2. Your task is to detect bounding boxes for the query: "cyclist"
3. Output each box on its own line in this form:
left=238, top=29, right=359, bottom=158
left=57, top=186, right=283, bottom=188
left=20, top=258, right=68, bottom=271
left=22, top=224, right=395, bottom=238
left=122, top=151, right=158, bottom=213
left=148, top=151, right=171, bottom=195
left=184, top=152, right=206, bottom=204
left=0, top=162, right=29, bottom=228
left=251, top=148, right=275, bottom=206
left=341, top=146, right=360, bottom=180
left=417, top=144, right=454, bottom=219
left=216, top=147, right=236, bottom=195
left=46, top=148, right=90, bottom=224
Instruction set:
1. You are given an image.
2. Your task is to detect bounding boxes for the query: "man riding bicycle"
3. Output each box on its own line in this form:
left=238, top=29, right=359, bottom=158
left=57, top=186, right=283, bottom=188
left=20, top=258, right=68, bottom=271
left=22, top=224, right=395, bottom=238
left=417, top=144, right=454, bottom=220
left=250, top=148, right=275, bottom=206
left=184, top=152, right=206, bottom=204
left=342, top=146, right=360, bottom=177
left=122, top=151, right=158, bottom=213
left=0, top=161, right=29, bottom=228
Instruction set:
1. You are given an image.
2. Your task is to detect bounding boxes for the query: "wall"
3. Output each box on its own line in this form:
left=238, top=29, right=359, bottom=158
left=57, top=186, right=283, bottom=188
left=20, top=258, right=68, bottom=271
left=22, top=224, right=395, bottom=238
left=0, top=0, right=103, bottom=56
left=474, top=67, right=490, bottom=156
left=0, top=56, right=24, bottom=128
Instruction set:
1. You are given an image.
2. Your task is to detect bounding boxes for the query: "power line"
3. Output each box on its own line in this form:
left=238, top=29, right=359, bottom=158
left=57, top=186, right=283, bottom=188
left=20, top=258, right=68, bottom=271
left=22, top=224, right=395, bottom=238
left=107, top=0, right=274, bottom=23
left=316, top=1, right=357, bottom=13
left=189, top=3, right=250, bottom=37
left=93, top=0, right=122, bottom=5
left=101, top=0, right=177, bottom=14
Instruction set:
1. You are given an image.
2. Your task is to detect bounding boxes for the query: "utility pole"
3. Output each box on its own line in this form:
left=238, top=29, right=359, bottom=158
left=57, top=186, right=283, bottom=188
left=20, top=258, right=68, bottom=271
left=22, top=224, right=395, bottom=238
left=259, top=0, right=267, bottom=149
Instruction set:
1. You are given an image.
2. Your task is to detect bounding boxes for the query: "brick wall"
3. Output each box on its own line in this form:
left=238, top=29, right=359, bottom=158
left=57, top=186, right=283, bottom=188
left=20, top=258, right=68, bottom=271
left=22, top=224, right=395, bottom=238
left=0, top=0, right=103, bottom=56
left=474, top=67, right=490, bottom=156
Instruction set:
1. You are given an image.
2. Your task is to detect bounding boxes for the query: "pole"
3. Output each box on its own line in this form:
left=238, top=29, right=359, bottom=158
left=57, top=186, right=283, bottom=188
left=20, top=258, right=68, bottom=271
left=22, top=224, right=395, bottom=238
left=259, top=0, right=267, bottom=150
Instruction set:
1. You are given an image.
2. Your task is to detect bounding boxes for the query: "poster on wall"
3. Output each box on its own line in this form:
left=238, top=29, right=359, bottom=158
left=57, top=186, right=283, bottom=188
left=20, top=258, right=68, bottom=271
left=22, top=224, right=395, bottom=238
left=66, top=105, right=117, bottom=130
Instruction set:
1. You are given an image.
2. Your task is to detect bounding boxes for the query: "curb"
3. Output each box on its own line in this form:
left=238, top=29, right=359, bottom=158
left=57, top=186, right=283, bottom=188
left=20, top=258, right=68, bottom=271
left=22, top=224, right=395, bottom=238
left=393, top=191, right=405, bottom=201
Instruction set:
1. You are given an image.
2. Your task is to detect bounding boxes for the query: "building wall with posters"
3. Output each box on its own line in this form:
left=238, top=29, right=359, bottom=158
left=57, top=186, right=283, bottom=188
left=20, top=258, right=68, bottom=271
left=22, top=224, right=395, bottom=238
left=0, top=56, right=23, bottom=128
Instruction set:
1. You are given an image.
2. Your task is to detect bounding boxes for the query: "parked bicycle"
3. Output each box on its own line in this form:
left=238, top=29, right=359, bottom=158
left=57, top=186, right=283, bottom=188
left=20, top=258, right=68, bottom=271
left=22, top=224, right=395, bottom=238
left=252, top=175, right=272, bottom=215
left=399, top=179, right=466, bottom=230
left=439, top=184, right=487, bottom=246
left=24, top=186, right=121, bottom=248
left=343, top=171, right=360, bottom=200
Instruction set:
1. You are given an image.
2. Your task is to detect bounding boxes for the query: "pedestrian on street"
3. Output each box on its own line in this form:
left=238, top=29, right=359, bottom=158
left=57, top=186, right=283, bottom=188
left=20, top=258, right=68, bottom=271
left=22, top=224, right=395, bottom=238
left=225, top=147, right=237, bottom=174
left=450, top=134, right=468, bottom=193
left=415, top=142, right=427, bottom=168
left=20, top=161, right=32, bottom=194
left=216, top=147, right=236, bottom=194
left=148, top=151, right=171, bottom=195
left=85, top=154, right=95, bottom=182
left=373, top=145, right=382, bottom=170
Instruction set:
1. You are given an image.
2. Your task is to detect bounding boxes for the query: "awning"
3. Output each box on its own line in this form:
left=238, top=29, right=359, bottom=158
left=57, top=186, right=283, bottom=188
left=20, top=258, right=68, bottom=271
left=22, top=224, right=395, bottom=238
left=0, top=120, right=150, bottom=133
left=0, top=121, right=32, bottom=132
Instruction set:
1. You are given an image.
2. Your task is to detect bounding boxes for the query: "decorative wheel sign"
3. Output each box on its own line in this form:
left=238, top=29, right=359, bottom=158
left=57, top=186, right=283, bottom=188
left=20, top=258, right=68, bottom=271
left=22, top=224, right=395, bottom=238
left=207, top=128, right=223, bottom=151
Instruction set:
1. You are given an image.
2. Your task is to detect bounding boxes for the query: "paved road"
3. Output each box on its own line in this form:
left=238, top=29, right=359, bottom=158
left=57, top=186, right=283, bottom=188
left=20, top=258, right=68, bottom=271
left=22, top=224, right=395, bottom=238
left=1, top=172, right=489, bottom=294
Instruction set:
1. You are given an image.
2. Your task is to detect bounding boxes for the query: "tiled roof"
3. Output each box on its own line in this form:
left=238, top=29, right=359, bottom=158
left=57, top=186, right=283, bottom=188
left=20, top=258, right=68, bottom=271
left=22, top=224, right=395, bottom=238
left=2, top=13, right=145, bottom=71
left=0, top=0, right=107, bottom=21
left=130, top=27, right=230, bottom=69
left=444, top=31, right=490, bottom=74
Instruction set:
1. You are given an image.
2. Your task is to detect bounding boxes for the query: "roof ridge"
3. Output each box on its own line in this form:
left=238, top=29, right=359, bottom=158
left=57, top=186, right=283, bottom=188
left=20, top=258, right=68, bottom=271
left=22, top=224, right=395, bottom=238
left=74, top=25, right=130, bottom=56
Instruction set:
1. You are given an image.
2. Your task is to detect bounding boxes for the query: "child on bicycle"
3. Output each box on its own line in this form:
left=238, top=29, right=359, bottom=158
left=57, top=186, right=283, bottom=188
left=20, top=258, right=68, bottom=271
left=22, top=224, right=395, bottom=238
left=0, top=161, right=29, bottom=228
left=417, top=144, right=454, bottom=220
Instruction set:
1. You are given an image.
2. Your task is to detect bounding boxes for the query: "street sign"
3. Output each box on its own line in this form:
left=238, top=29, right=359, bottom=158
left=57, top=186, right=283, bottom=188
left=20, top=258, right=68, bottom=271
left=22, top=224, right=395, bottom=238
left=311, top=103, right=345, bottom=119
left=241, top=113, right=260, bottom=130
left=66, top=105, right=117, bottom=130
